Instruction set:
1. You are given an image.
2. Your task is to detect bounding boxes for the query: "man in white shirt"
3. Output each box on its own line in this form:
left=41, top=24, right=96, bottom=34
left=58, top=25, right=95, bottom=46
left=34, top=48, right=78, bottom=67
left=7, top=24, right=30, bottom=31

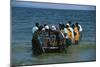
left=32, top=23, right=39, bottom=34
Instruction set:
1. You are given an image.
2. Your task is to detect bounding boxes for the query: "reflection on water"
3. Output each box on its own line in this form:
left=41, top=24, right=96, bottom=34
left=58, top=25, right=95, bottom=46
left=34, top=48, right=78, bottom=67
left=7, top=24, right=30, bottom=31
left=12, top=42, right=96, bottom=66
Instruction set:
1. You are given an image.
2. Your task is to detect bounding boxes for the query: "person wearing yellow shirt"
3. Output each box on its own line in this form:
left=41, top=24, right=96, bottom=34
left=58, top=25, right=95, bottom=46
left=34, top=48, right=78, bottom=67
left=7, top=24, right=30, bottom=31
left=64, top=25, right=73, bottom=47
left=74, top=23, right=80, bottom=44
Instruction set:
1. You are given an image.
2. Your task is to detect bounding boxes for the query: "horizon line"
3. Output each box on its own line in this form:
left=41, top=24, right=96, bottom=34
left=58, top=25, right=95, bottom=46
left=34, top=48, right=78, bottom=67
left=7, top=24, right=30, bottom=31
left=11, top=1, right=96, bottom=10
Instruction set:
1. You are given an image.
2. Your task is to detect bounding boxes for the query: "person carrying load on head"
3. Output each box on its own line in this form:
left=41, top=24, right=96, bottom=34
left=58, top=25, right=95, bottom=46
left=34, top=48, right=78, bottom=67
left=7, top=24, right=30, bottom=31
left=74, top=23, right=80, bottom=45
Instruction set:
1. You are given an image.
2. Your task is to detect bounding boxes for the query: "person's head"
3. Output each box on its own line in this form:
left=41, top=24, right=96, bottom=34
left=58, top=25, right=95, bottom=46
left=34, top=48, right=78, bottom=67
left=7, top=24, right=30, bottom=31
left=35, top=23, right=39, bottom=27
left=72, top=24, right=75, bottom=29
left=75, top=22, right=79, bottom=27
left=66, top=21, right=71, bottom=26
left=66, top=25, right=69, bottom=28
left=44, top=24, right=47, bottom=27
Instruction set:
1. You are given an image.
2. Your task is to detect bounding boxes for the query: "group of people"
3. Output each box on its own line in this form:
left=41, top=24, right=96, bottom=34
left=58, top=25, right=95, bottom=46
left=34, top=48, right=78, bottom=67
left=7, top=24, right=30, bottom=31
left=59, top=21, right=83, bottom=45
left=32, top=21, right=83, bottom=55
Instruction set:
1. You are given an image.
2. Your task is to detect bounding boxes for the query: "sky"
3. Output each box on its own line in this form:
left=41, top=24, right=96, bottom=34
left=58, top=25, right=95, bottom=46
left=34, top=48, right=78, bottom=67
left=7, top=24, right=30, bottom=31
left=11, top=0, right=96, bottom=10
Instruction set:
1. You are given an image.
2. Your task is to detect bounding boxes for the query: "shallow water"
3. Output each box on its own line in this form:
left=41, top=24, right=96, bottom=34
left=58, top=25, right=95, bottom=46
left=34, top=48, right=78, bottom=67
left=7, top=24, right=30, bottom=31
left=11, top=7, right=96, bottom=66
left=11, top=43, right=96, bottom=66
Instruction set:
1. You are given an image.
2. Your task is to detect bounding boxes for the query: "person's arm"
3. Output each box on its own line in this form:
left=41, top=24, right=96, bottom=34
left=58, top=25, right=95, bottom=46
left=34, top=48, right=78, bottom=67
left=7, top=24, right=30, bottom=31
left=79, top=25, right=83, bottom=32
left=70, top=28, right=74, bottom=39
left=70, top=28, right=74, bottom=43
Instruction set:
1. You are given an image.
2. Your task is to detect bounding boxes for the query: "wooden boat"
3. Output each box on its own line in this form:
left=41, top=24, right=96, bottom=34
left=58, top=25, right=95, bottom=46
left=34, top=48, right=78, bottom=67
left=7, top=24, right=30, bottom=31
left=32, top=29, right=67, bottom=55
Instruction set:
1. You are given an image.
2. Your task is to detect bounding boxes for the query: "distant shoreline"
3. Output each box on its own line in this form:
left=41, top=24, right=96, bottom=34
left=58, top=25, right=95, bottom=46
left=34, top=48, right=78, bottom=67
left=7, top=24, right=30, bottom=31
left=12, top=6, right=96, bottom=11
left=11, top=1, right=96, bottom=11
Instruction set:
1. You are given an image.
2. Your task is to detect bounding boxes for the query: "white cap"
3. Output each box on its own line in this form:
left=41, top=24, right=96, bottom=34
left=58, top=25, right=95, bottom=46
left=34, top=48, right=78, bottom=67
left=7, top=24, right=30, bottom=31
left=51, top=25, right=56, bottom=30
left=45, top=25, right=49, bottom=30
left=66, top=23, right=70, bottom=26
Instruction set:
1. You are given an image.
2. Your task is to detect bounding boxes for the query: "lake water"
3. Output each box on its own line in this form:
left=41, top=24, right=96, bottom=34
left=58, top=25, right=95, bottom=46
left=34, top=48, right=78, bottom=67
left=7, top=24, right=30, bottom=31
left=11, top=7, right=96, bottom=66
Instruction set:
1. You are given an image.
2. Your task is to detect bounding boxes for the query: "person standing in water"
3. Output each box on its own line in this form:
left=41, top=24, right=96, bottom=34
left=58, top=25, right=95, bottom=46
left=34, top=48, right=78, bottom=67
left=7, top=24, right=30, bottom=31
left=65, top=21, right=74, bottom=43
left=64, top=25, right=73, bottom=47
left=32, top=23, right=39, bottom=34
left=75, top=22, right=83, bottom=41
left=74, top=23, right=80, bottom=44
left=32, top=26, right=44, bottom=56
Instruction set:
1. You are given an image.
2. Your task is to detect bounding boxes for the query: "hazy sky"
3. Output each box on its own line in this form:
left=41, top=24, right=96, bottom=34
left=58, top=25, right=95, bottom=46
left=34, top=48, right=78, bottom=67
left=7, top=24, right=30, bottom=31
left=11, top=1, right=96, bottom=10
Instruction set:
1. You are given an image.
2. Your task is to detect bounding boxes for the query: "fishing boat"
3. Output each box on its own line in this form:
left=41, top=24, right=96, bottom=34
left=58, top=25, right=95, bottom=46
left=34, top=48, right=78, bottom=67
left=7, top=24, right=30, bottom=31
left=32, top=30, right=67, bottom=55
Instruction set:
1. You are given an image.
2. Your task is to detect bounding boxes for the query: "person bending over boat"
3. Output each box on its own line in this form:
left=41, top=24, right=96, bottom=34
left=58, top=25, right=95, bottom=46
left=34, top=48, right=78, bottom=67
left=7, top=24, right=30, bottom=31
left=32, top=26, right=44, bottom=56
left=42, top=24, right=49, bottom=31
left=51, top=25, right=57, bottom=31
